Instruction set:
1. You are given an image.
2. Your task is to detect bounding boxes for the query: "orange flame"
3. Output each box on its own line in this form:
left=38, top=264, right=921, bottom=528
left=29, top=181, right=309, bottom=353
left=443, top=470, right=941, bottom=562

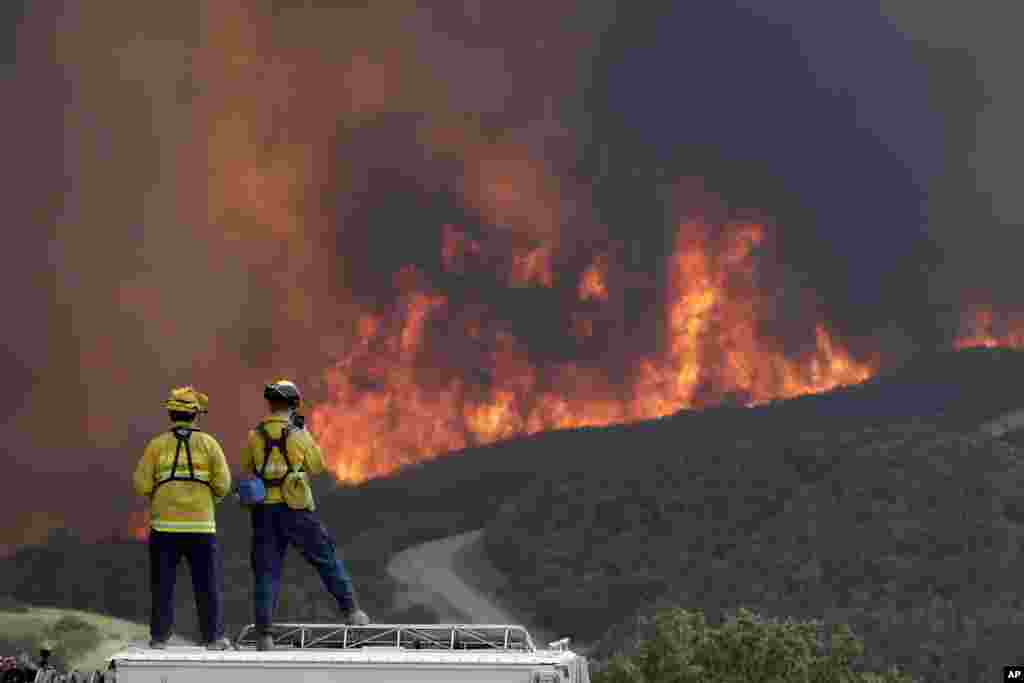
left=311, top=213, right=877, bottom=484
left=128, top=511, right=149, bottom=542
left=570, top=314, right=595, bottom=342
left=510, top=248, right=553, bottom=288
left=954, top=305, right=1024, bottom=349
left=180, top=3, right=1019, bottom=501
left=442, top=224, right=483, bottom=273
left=578, top=255, right=609, bottom=302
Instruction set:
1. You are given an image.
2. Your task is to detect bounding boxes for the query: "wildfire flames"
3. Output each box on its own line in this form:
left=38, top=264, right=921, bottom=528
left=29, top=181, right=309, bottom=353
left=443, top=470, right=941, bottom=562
left=311, top=215, right=877, bottom=484
left=172, top=1, right=888, bottom=488
left=954, top=306, right=1024, bottom=350
left=116, top=3, right=1024, bottom=545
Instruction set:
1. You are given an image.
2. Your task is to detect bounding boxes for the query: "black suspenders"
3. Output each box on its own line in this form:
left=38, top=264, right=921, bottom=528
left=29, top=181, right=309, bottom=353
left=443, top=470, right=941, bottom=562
left=256, top=422, right=297, bottom=486
left=153, top=427, right=214, bottom=492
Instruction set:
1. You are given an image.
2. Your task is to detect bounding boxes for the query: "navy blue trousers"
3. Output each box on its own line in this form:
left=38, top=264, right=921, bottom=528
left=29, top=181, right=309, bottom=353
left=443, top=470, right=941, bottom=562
left=148, top=530, right=224, bottom=643
left=250, top=504, right=358, bottom=632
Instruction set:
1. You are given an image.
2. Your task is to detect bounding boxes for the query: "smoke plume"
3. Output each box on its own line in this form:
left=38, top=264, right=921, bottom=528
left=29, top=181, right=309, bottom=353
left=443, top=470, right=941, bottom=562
left=0, top=0, right=1019, bottom=552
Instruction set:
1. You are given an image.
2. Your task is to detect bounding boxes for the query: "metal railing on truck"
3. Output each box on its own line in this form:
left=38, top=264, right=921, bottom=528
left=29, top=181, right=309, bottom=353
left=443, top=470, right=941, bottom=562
left=234, top=624, right=538, bottom=652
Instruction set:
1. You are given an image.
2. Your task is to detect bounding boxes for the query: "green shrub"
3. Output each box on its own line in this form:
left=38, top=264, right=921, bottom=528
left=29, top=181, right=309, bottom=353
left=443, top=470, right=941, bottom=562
left=592, top=607, right=919, bottom=683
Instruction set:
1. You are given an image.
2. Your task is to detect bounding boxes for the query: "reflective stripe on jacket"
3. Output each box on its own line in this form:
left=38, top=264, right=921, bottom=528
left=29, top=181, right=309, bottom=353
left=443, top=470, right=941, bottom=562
left=240, top=414, right=325, bottom=510
left=133, top=421, right=232, bottom=533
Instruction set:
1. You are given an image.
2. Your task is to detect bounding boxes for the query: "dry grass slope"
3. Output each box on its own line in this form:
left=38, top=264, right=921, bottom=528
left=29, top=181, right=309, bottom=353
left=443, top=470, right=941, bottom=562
left=0, top=604, right=184, bottom=673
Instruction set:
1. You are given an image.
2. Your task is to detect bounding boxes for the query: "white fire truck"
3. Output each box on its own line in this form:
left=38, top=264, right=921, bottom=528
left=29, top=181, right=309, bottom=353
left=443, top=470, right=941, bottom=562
left=107, top=623, right=590, bottom=683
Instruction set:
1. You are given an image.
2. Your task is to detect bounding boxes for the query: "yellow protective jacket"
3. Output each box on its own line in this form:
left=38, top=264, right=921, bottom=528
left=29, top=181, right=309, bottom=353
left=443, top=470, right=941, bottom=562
left=240, top=414, right=325, bottom=511
left=133, top=421, right=232, bottom=533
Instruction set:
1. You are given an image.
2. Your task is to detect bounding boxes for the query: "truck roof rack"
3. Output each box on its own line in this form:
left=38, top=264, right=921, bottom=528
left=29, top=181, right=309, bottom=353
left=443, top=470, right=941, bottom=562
left=234, top=624, right=538, bottom=652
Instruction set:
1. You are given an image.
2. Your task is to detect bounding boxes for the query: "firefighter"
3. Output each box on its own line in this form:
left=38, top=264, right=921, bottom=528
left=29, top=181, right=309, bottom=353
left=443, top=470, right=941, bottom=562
left=133, top=387, right=232, bottom=650
left=241, top=379, right=369, bottom=651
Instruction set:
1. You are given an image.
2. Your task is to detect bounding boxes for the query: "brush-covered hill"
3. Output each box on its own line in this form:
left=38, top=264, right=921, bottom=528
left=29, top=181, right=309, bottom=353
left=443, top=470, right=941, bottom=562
left=0, top=596, right=193, bottom=673
left=486, top=420, right=1024, bottom=681
left=482, top=349, right=1024, bottom=682
left=2, top=347, right=1024, bottom=681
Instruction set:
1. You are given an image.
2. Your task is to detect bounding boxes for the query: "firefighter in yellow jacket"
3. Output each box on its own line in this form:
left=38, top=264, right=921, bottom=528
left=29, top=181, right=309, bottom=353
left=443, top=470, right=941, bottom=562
left=133, top=387, right=232, bottom=650
left=241, top=379, right=369, bottom=651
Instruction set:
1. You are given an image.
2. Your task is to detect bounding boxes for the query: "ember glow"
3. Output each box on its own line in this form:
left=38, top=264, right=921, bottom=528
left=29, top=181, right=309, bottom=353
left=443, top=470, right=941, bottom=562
left=128, top=511, right=149, bottom=542
left=578, top=255, right=609, bottom=302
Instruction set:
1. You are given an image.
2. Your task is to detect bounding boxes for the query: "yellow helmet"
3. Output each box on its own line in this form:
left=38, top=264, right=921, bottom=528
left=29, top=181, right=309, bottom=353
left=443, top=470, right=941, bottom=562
left=163, top=386, right=209, bottom=414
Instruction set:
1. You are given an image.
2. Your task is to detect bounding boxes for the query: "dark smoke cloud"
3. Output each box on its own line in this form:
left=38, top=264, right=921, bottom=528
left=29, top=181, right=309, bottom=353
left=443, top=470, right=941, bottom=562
left=578, top=1, right=963, bottom=362
left=0, top=0, right=618, bottom=552
left=1, top=1, right=80, bottom=554
left=0, top=0, right=260, bottom=553
left=1, top=0, right=1013, bottom=553
left=878, top=1, right=1024, bottom=316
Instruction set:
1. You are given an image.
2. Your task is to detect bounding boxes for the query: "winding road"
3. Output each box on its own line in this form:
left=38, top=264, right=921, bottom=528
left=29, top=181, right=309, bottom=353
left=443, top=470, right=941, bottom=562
left=386, top=528, right=560, bottom=647
left=386, top=529, right=516, bottom=624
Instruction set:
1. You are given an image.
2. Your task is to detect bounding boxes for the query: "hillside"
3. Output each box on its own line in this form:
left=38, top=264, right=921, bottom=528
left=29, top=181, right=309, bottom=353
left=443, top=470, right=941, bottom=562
left=485, top=420, right=1024, bottom=680
left=1, top=348, right=1023, bottom=681
left=481, top=350, right=1024, bottom=682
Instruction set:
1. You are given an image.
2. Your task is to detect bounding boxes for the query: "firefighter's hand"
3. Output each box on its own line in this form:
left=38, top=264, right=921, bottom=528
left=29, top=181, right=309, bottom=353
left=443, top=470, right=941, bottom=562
left=291, top=413, right=306, bottom=429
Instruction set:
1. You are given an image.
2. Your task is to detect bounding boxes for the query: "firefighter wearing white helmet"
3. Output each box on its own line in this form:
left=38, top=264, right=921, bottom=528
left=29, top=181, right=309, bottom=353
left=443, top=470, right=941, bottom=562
left=133, top=386, right=232, bottom=651
left=240, top=379, right=370, bottom=651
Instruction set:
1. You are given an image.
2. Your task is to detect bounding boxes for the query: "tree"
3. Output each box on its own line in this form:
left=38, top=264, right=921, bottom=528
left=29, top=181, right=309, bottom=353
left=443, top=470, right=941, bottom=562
left=593, top=607, right=919, bottom=683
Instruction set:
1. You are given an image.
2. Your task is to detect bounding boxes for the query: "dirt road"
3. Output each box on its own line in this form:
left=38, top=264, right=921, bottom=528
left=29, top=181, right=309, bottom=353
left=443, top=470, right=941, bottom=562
left=387, top=529, right=542, bottom=630
left=387, top=529, right=564, bottom=649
